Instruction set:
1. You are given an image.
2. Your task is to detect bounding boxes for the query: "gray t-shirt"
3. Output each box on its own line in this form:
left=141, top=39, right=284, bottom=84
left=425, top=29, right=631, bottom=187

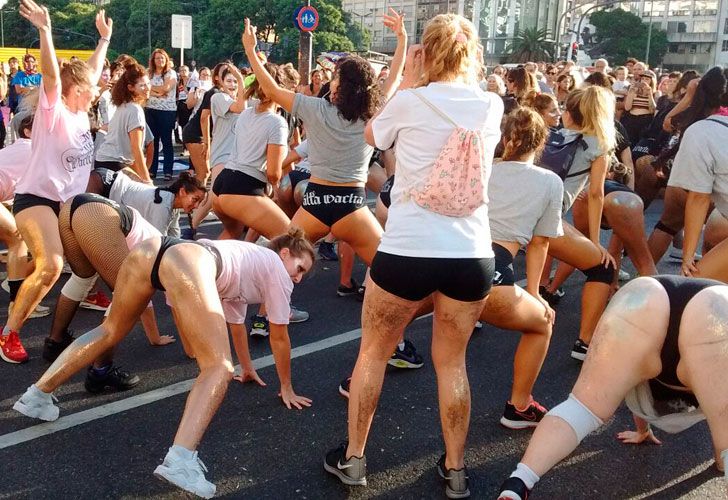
left=108, top=173, right=177, bottom=235
left=225, top=107, right=288, bottom=183
left=668, top=115, right=728, bottom=218
left=95, top=102, right=146, bottom=164
left=488, top=160, right=564, bottom=245
left=560, top=130, right=604, bottom=212
left=210, top=92, right=239, bottom=167
left=292, top=93, right=373, bottom=183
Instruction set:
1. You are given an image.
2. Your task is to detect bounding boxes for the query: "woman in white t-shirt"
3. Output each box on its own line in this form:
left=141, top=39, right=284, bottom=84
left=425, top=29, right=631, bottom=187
left=0, top=1, right=112, bottom=365
left=324, top=14, right=502, bottom=498
left=15, top=228, right=315, bottom=498
left=145, top=48, right=177, bottom=180
left=212, top=63, right=290, bottom=240
left=92, top=62, right=152, bottom=183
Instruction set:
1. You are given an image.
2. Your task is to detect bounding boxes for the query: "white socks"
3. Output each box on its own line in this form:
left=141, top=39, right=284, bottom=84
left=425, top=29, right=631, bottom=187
left=170, top=444, right=195, bottom=460
left=510, top=462, right=540, bottom=490
left=29, top=384, right=51, bottom=399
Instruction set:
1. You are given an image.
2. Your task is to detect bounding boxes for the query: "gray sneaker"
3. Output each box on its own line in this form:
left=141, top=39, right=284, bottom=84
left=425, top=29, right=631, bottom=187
left=324, top=442, right=366, bottom=486
left=154, top=447, right=216, bottom=499
left=437, top=454, right=470, bottom=499
left=289, top=305, right=309, bottom=323
left=13, top=385, right=59, bottom=422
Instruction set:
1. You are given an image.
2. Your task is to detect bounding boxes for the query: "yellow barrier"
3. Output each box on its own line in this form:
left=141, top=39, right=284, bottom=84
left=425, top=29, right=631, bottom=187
left=0, top=47, right=95, bottom=71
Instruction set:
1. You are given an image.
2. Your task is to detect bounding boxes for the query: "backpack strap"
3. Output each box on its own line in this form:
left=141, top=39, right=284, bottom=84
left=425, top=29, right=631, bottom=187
left=411, top=90, right=459, bottom=128
left=705, top=118, right=728, bottom=130
left=563, top=135, right=591, bottom=179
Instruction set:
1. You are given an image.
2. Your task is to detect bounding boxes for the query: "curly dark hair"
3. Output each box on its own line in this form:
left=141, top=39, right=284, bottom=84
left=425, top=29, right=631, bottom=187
left=111, top=63, right=147, bottom=106
left=674, top=66, right=728, bottom=133
left=332, top=56, right=380, bottom=122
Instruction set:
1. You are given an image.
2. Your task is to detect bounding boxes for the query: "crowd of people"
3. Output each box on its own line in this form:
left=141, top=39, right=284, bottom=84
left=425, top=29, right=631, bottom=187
left=3, top=0, right=728, bottom=498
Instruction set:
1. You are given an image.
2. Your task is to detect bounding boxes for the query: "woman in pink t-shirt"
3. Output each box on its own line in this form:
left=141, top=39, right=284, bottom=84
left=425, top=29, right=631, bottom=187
left=14, top=227, right=315, bottom=498
left=0, top=0, right=113, bottom=365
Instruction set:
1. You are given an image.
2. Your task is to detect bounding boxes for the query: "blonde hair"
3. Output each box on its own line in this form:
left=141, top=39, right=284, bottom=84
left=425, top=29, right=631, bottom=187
left=58, top=59, right=92, bottom=96
left=419, top=14, right=479, bottom=86
left=565, top=86, right=616, bottom=155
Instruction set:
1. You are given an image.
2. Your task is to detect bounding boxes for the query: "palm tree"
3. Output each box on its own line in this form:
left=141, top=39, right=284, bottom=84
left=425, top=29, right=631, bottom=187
left=505, top=27, right=554, bottom=62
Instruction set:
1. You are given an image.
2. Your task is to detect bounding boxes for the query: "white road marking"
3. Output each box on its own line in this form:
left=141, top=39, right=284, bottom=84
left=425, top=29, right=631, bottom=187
left=0, top=314, right=433, bottom=450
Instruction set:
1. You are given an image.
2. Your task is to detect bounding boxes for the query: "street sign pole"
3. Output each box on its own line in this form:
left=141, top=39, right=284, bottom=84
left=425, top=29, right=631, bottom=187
left=296, top=1, right=318, bottom=86
left=171, top=14, right=193, bottom=67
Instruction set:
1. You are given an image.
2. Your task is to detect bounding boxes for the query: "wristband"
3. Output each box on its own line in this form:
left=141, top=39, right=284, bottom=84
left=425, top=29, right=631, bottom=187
left=99, top=37, right=111, bottom=44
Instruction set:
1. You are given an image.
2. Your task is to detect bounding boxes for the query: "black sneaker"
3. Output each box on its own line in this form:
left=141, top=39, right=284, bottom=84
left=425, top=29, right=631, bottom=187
left=337, top=278, right=361, bottom=297
left=388, top=339, right=424, bottom=369
left=571, top=339, right=589, bottom=361
left=436, top=454, right=470, bottom=499
left=323, top=442, right=366, bottom=486
left=84, top=365, right=141, bottom=393
left=250, top=315, right=269, bottom=337
left=356, top=285, right=366, bottom=302
left=338, top=377, right=351, bottom=398
left=500, top=398, right=548, bottom=430
left=498, top=476, right=530, bottom=500
left=318, top=241, right=338, bottom=261
left=42, top=330, right=75, bottom=363
left=539, top=285, right=564, bottom=308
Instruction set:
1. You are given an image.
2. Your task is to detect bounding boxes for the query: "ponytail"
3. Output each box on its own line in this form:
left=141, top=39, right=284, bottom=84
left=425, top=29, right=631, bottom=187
left=267, top=227, right=315, bottom=263
left=566, top=87, right=616, bottom=155
left=154, top=171, right=206, bottom=204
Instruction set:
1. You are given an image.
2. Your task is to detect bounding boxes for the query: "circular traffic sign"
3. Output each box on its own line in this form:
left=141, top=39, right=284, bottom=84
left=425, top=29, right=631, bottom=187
left=296, top=6, right=319, bottom=32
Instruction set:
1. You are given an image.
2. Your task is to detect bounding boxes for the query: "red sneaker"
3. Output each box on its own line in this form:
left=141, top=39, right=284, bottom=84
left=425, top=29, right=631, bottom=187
left=0, top=329, right=29, bottom=364
left=80, top=290, right=111, bottom=311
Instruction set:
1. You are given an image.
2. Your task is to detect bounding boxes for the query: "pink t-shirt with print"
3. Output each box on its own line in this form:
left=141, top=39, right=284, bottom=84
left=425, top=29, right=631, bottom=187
left=0, top=138, right=31, bottom=202
left=15, top=82, right=94, bottom=202
left=198, top=239, right=293, bottom=326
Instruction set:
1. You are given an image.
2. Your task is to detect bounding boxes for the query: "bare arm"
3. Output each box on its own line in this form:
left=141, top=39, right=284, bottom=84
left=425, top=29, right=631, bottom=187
left=282, top=148, right=302, bottom=170
left=265, top=143, right=287, bottom=186
left=664, top=78, right=699, bottom=132
left=681, top=191, right=711, bottom=276
left=269, top=322, right=312, bottom=409
left=128, top=127, right=152, bottom=183
left=379, top=9, right=407, bottom=102
left=619, top=147, right=635, bottom=190
left=85, top=10, right=113, bottom=84
left=151, top=72, right=176, bottom=94
left=200, top=108, right=211, bottom=155
left=525, top=236, right=550, bottom=297
left=19, top=0, right=58, bottom=99
left=226, top=66, right=248, bottom=113
left=242, top=19, right=296, bottom=113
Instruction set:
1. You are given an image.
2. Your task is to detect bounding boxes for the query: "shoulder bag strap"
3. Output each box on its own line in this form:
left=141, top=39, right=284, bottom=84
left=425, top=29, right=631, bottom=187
left=411, top=90, right=459, bottom=128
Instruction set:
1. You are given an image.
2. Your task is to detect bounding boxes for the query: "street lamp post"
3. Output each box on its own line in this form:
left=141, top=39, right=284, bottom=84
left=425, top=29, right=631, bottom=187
left=350, top=9, right=373, bottom=49
left=645, top=0, right=654, bottom=64
left=147, top=0, right=151, bottom=56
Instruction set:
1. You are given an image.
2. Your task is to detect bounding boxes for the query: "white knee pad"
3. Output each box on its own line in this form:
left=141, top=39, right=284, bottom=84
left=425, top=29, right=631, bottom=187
left=546, top=393, right=604, bottom=443
left=61, top=273, right=98, bottom=302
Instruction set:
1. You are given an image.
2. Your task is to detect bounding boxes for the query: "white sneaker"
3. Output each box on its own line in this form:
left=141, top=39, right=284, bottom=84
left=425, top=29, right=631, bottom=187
left=8, top=301, right=51, bottom=319
left=154, top=447, right=216, bottom=499
left=618, top=269, right=631, bottom=281
left=13, top=385, right=59, bottom=421
left=1, top=278, right=8, bottom=293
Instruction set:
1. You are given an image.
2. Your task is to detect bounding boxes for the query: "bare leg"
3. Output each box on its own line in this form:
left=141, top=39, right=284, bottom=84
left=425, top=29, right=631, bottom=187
left=519, top=277, right=667, bottom=476
left=0, top=204, right=28, bottom=282
left=213, top=194, right=290, bottom=240
left=678, top=287, right=728, bottom=471
left=332, top=208, right=383, bottom=267
left=338, top=242, right=355, bottom=287
left=191, top=164, right=223, bottom=230
left=634, top=155, right=661, bottom=209
left=703, top=209, right=728, bottom=255
left=346, top=280, right=422, bottom=458
left=431, top=292, right=488, bottom=469
left=603, top=192, right=657, bottom=276
left=647, top=186, right=687, bottom=264
left=694, top=238, right=728, bottom=282
left=481, top=286, right=552, bottom=408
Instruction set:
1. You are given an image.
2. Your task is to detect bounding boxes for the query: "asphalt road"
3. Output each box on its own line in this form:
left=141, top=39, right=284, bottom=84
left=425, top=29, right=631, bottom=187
left=0, top=198, right=725, bottom=500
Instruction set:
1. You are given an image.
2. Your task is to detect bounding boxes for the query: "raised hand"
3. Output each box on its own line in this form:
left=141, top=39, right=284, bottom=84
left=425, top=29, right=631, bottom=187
left=242, top=18, right=258, bottom=53
left=19, top=0, right=51, bottom=32
left=383, top=7, right=406, bottom=39
left=95, top=9, right=113, bottom=40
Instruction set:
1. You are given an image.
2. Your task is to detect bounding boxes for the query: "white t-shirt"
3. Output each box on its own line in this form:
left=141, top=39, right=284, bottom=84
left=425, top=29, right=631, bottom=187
left=294, top=140, right=310, bottom=173
left=371, top=82, right=503, bottom=258
left=146, top=70, right=178, bottom=112
left=668, top=115, right=728, bottom=218
left=0, top=138, right=31, bottom=202
left=198, top=239, right=293, bottom=325
left=16, top=82, right=94, bottom=202
left=612, top=80, right=630, bottom=94
left=225, top=107, right=288, bottom=183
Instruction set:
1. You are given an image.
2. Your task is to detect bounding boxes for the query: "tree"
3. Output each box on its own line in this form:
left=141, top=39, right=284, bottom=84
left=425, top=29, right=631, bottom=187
left=505, top=27, right=554, bottom=63
left=589, top=9, right=668, bottom=68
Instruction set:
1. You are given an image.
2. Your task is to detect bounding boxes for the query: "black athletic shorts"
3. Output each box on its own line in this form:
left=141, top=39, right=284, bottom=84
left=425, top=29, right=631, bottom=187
left=69, top=193, right=133, bottom=236
left=212, top=168, right=267, bottom=197
left=13, top=193, right=61, bottom=216
left=150, top=236, right=222, bottom=292
left=492, top=243, right=515, bottom=287
left=93, top=160, right=126, bottom=172
left=370, top=251, right=495, bottom=302
left=289, top=169, right=311, bottom=190
left=302, top=182, right=367, bottom=227
left=379, top=175, right=394, bottom=209
left=650, top=275, right=723, bottom=395
left=92, top=167, right=119, bottom=198
left=601, top=180, right=635, bottom=229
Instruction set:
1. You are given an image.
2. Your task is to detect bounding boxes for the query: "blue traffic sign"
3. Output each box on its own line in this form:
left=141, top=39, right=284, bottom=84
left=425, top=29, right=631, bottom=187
left=296, top=6, right=319, bottom=32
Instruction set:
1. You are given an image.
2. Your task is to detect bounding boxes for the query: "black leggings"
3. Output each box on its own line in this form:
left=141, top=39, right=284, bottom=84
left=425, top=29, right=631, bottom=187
left=370, top=251, right=494, bottom=302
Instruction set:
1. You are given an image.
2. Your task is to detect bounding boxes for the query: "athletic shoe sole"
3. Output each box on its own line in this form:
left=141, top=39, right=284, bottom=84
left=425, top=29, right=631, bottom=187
left=289, top=313, right=309, bottom=323
left=79, top=302, right=108, bottom=311
left=387, top=358, right=424, bottom=369
left=499, top=417, right=539, bottom=430
left=0, top=350, right=28, bottom=364
left=570, top=350, right=587, bottom=361
left=437, top=466, right=470, bottom=499
left=154, top=465, right=216, bottom=499
left=338, top=385, right=349, bottom=399
left=498, top=490, right=526, bottom=500
left=249, top=330, right=269, bottom=338
left=13, top=399, right=59, bottom=421
left=323, top=459, right=367, bottom=486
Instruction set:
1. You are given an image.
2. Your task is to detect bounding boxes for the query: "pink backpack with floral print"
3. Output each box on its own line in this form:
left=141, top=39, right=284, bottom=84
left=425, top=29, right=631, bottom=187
left=409, top=90, right=486, bottom=217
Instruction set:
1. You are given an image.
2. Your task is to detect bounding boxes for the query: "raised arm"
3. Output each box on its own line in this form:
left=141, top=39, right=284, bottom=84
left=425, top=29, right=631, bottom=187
left=86, top=10, right=113, bottom=84
left=19, top=0, right=58, bottom=98
left=380, top=8, right=407, bottom=102
left=242, top=18, right=296, bottom=113
left=226, top=65, right=248, bottom=114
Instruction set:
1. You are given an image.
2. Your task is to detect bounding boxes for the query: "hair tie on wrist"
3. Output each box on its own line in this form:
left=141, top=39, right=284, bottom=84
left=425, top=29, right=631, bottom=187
left=99, top=36, right=110, bottom=44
